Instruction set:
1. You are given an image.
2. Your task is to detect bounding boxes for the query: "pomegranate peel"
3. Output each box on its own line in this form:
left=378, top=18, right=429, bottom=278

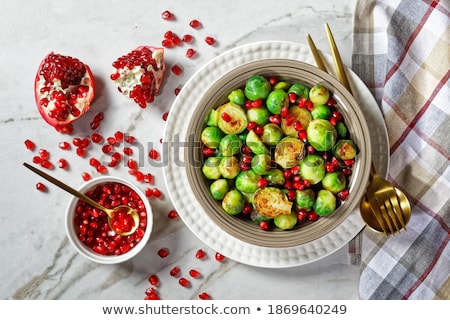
left=110, top=46, right=166, bottom=108
left=35, top=52, right=95, bottom=129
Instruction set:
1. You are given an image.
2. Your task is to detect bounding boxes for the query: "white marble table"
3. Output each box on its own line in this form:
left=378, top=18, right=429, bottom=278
left=1, top=0, right=361, bottom=299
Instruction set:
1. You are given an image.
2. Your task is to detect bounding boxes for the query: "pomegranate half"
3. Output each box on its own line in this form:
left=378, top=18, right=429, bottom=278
left=110, top=46, right=165, bottom=108
left=35, top=52, right=95, bottom=131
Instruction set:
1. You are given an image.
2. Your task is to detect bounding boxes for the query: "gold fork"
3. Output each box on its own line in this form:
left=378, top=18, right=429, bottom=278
left=307, top=23, right=411, bottom=235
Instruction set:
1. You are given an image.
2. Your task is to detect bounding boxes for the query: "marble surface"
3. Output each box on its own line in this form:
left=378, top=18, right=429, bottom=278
left=1, top=0, right=362, bottom=299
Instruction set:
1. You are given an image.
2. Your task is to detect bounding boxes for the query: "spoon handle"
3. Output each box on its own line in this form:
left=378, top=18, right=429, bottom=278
left=23, top=162, right=107, bottom=212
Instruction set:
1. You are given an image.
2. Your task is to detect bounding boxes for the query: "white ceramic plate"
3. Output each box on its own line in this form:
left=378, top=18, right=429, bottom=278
left=163, top=41, right=389, bottom=268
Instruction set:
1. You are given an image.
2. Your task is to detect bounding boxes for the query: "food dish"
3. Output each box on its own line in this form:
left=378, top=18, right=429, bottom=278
left=163, top=41, right=389, bottom=268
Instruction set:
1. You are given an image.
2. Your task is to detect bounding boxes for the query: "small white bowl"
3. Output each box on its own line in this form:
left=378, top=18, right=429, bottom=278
left=65, top=176, right=152, bottom=264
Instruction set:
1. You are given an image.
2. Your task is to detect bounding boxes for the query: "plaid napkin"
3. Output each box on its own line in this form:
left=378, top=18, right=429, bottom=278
left=351, top=0, right=450, bottom=299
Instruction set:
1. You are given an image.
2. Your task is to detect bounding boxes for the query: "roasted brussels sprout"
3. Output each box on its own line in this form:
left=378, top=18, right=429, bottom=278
left=332, top=139, right=358, bottom=160
left=247, top=106, right=270, bottom=125
left=299, top=154, right=326, bottom=185
left=313, top=189, right=336, bottom=216
left=246, top=129, right=269, bottom=154
left=219, top=134, right=242, bottom=156
left=335, top=121, right=348, bottom=138
left=266, top=89, right=289, bottom=114
left=281, top=106, right=312, bottom=137
left=306, top=119, right=337, bottom=151
left=204, top=109, right=219, bottom=127
left=252, top=187, right=293, bottom=218
left=219, top=156, right=240, bottom=179
left=202, top=156, right=222, bottom=180
left=295, top=188, right=315, bottom=210
left=322, top=172, right=346, bottom=194
left=210, top=179, right=230, bottom=200
left=265, top=168, right=285, bottom=186
left=235, top=169, right=261, bottom=193
left=228, top=88, right=245, bottom=106
left=244, top=75, right=271, bottom=101
left=216, top=102, right=248, bottom=134
left=309, top=84, right=330, bottom=105
left=222, top=189, right=246, bottom=215
left=201, top=126, right=223, bottom=148
left=262, top=123, right=284, bottom=146
left=274, top=136, right=305, bottom=169
left=251, top=153, right=272, bottom=175
left=288, top=83, right=309, bottom=99
left=273, top=81, right=291, bottom=91
left=274, top=212, right=298, bottom=230
left=310, top=104, right=331, bottom=120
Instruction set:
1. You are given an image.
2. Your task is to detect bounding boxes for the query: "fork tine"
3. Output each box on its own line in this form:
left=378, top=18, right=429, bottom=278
left=388, top=195, right=407, bottom=230
left=378, top=200, right=395, bottom=235
left=367, top=196, right=389, bottom=235
left=383, top=198, right=401, bottom=232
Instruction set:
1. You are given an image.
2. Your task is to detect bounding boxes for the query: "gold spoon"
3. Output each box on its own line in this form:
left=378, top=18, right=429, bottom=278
left=23, top=162, right=139, bottom=236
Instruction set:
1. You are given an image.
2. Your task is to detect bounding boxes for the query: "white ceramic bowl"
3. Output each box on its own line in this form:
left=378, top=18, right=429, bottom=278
left=65, top=176, right=152, bottom=264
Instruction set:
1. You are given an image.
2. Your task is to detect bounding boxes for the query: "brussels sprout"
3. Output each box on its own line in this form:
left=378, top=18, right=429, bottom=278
left=201, top=126, right=223, bottom=148
left=202, top=156, right=222, bottom=180
left=335, top=121, right=348, bottom=138
left=274, top=136, right=305, bottom=169
left=265, top=168, right=285, bottom=186
left=273, top=81, right=291, bottom=91
left=235, top=169, right=261, bottom=193
left=299, top=154, right=326, bottom=185
left=295, top=188, right=315, bottom=210
left=281, top=106, right=312, bottom=137
left=204, top=109, right=219, bottom=127
left=332, top=139, right=358, bottom=160
left=219, top=134, right=242, bottom=156
left=313, top=189, right=336, bottom=216
left=322, top=172, right=346, bottom=194
left=210, top=179, right=230, bottom=200
left=244, top=75, right=271, bottom=101
left=219, top=156, right=241, bottom=179
left=228, top=88, right=245, bottom=106
left=216, top=102, right=248, bottom=134
left=252, top=187, right=293, bottom=218
left=262, top=123, right=284, bottom=146
left=310, top=104, right=331, bottom=120
left=246, top=129, right=269, bottom=155
left=306, top=119, right=337, bottom=151
left=251, top=153, right=272, bottom=175
left=288, top=83, right=309, bottom=99
left=222, top=189, right=246, bottom=215
left=250, top=211, right=272, bottom=223
left=266, top=89, right=289, bottom=114
left=274, top=212, right=298, bottom=230
left=247, top=107, right=269, bottom=125
left=309, top=84, right=330, bottom=105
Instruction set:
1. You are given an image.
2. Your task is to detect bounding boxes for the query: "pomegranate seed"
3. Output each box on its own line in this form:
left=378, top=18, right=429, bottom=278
left=204, top=36, right=216, bottom=45
left=148, top=274, right=160, bottom=286
left=58, top=141, right=71, bottom=150
left=269, top=114, right=281, bottom=125
left=189, top=19, right=202, bottom=28
left=107, top=137, right=117, bottom=145
left=97, top=165, right=108, bottom=174
left=157, top=247, right=170, bottom=258
left=174, top=87, right=181, bottom=95
left=242, top=203, right=252, bottom=214
left=308, top=211, right=319, bottom=221
left=145, top=188, right=153, bottom=197
left=168, top=210, right=178, bottom=219
left=102, top=144, right=114, bottom=154
left=257, top=178, right=268, bottom=189
left=186, top=48, right=196, bottom=58
left=76, top=147, right=86, bottom=158
left=82, top=172, right=91, bottom=181
left=195, top=249, right=207, bottom=259
left=298, top=97, right=307, bottom=108
left=298, top=130, right=308, bottom=142
left=247, top=121, right=257, bottom=130
left=254, top=125, right=264, bottom=135
left=162, top=112, right=169, bottom=121
left=135, top=171, right=144, bottom=182
left=40, top=160, right=54, bottom=170
left=161, top=10, right=174, bottom=20
left=91, top=133, right=103, bottom=144
left=280, top=106, right=289, bottom=117
left=259, top=221, right=270, bottom=231
left=93, top=111, right=104, bottom=123
left=124, top=135, right=136, bottom=144
left=89, top=157, right=101, bottom=167
left=33, top=156, right=42, bottom=164
left=202, top=146, right=215, bottom=157
left=297, top=210, right=308, bottom=222
left=215, top=252, right=226, bottom=262
left=58, top=158, right=68, bottom=169
left=127, top=159, right=138, bottom=170
left=329, top=117, right=338, bottom=126
left=164, top=30, right=174, bottom=39
left=36, top=182, right=47, bottom=192
left=251, top=99, right=263, bottom=108
left=24, top=139, right=36, bottom=151
left=306, top=100, right=314, bottom=111
left=143, top=173, right=153, bottom=184
left=38, top=149, right=49, bottom=160
left=114, top=131, right=124, bottom=142
left=148, top=149, right=159, bottom=160
left=152, top=188, right=162, bottom=198
left=72, top=137, right=82, bottom=147
left=171, top=64, right=182, bottom=76
left=338, top=189, right=350, bottom=201
left=123, top=147, right=133, bottom=156
left=179, top=277, right=190, bottom=287
left=198, top=292, right=211, bottom=300
left=287, top=189, right=296, bottom=201
left=170, top=266, right=180, bottom=277
left=182, top=34, right=193, bottom=42
left=288, top=92, right=297, bottom=103
left=90, top=121, right=100, bottom=130
left=189, top=269, right=201, bottom=278
left=162, top=38, right=175, bottom=48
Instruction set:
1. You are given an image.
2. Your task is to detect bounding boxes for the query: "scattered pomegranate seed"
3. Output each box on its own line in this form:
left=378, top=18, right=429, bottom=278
left=170, top=266, right=181, bottom=277
left=124, top=135, right=136, bottom=144
left=58, top=158, right=68, bottom=169
left=215, top=252, right=226, bottom=262
left=36, top=182, right=47, bottom=192
left=157, top=247, right=170, bottom=258
left=97, top=165, right=108, bottom=174
left=148, top=149, right=159, bottom=160
left=24, top=139, right=36, bottom=151
left=152, top=188, right=162, bottom=198
left=189, top=19, right=202, bottom=28
left=162, top=112, right=169, bottom=121
left=161, top=10, right=174, bottom=20
left=174, top=87, right=181, bottom=95
left=114, top=131, right=124, bottom=142
left=168, top=210, right=179, bottom=219
left=171, top=64, right=182, bottom=76
left=123, top=147, right=133, bottom=156
left=38, top=149, right=49, bottom=160
left=58, top=141, right=71, bottom=150
left=40, top=160, right=54, bottom=170
left=178, top=277, right=190, bottom=287
left=148, top=274, right=160, bottom=286
left=189, top=269, right=201, bottom=278
left=204, top=36, right=216, bottom=46
left=102, top=144, right=114, bottom=154
left=81, top=172, right=91, bottom=181
left=195, top=249, right=207, bottom=259
left=186, top=48, right=196, bottom=58
left=91, top=133, right=103, bottom=144
left=144, top=287, right=161, bottom=300
left=182, top=34, right=193, bottom=42
left=198, top=292, right=211, bottom=300
left=76, top=147, right=86, bottom=158
left=32, top=156, right=42, bottom=164
left=127, top=159, right=138, bottom=170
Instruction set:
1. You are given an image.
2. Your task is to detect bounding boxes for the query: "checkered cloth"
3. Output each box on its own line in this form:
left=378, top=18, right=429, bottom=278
left=351, top=0, right=450, bottom=299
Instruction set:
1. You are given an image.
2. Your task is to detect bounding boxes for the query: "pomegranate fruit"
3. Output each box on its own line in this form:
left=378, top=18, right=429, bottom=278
left=110, top=46, right=166, bottom=108
left=35, top=52, right=95, bottom=130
